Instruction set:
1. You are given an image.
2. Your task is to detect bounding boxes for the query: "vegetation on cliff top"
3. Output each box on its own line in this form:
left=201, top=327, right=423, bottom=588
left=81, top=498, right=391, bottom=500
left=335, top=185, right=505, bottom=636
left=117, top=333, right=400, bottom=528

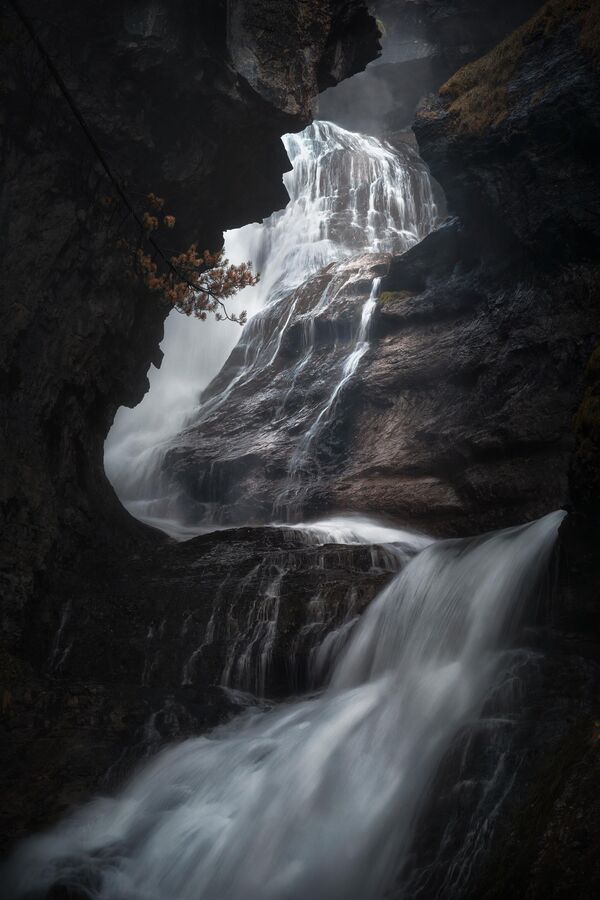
left=438, top=0, right=600, bottom=133
left=113, top=193, right=259, bottom=325
left=378, top=290, right=415, bottom=307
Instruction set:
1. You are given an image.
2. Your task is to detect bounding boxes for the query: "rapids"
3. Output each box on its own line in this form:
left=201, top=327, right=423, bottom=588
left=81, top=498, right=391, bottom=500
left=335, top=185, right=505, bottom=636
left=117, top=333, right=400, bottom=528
left=1, top=511, right=564, bottom=900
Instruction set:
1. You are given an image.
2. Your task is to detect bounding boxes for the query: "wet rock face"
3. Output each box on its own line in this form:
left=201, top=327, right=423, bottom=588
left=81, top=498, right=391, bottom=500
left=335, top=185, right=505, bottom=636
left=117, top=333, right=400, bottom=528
left=0, top=0, right=379, bottom=642
left=160, top=225, right=599, bottom=537
left=228, top=0, right=379, bottom=116
left=411, top=0, right=600, bottom=596
left=396, top=634, right=600, bottom=900
left=1, top=526, right=396, bottom=851
left=162, top=254, right=391, bottom=526
left=414, top=2, right=600, bottom=263
left=384, top=10, right=600, bottom=893
left=344, top=229, right=600, bottom=536
left=42, top=526, right=394, bottom=699
left=0, top=676, right=236, bottom=854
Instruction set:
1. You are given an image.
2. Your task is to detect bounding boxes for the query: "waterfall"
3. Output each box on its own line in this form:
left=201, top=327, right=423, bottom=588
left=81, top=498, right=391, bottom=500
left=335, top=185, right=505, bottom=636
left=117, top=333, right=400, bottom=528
left=2, top=510, right=564, bottom=900
left=199, top=516, right=429, bottom=698
left=104, top=122, right=439, bottom=535
left=274, top=276, right=382, bottom=519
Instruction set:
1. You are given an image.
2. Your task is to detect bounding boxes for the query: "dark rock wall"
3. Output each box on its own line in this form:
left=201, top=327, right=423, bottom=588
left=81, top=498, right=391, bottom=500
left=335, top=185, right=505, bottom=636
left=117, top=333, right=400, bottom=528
left=416, top=1, right=600, bottom=262
left=395, top=634, right=600, bottom=900
left=413, top=0, right=600, bottom=598
left=0, top=0, right=383, bottom=853
left=397, top=5, right=600, bottom=895
left=345, top=229, right=599, bottom=535
left=0, top=0, right=379, bottom=645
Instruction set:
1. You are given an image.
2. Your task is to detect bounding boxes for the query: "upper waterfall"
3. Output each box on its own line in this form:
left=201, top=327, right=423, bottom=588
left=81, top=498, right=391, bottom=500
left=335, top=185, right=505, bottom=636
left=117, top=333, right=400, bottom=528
left=255, top=121, right=440, bottom=295
left=104, top=122, right=440, bottom=535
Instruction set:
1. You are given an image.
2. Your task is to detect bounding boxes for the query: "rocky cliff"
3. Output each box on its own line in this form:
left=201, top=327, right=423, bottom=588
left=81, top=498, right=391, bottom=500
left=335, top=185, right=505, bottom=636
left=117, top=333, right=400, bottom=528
left=0, top=0, right=379, bottom=645
left=2, top=0, right=600, bottom=894
left=163, top=0, right=600, bottom=539
left=402, top=4, right=600, bottom=895
left=163, top=217, right=599, bottom=536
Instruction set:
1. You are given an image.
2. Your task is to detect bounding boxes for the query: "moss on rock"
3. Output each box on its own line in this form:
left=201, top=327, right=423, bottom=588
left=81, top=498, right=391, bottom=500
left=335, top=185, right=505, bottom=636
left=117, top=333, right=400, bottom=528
left=378, top=290, right=415, bottom=307
left=438, top=0, right=599, bottom=134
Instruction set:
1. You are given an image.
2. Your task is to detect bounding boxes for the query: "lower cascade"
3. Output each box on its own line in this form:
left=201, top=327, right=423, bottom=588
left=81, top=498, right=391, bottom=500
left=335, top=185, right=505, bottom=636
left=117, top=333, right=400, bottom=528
left=2, top=511, right=564, bottom=900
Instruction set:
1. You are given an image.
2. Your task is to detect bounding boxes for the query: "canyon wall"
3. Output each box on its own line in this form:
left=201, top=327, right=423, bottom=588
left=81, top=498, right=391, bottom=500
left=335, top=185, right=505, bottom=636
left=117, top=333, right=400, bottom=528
left=0, top=0, right=381, bottom=849
left=2, top=2, right=600, bottom=893
left=0, top=0, right=379, bottom=644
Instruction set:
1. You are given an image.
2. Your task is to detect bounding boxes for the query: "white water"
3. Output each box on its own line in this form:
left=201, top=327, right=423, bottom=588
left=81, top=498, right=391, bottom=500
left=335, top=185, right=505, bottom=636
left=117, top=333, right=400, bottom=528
left=2, top=511, right=564, bottom=900
left=192, top=517, right=430, bottom=698
left=58, top=112, right=564, bottom=900
left=104, top=122, right=439, bottom=534
left=284, top=514, right=432, bottom=550
left=274, top=275, right=382, bottom=517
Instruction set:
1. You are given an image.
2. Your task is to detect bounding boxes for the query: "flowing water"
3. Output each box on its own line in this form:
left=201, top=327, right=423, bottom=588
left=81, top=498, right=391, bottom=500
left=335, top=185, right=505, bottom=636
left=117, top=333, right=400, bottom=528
left=273, top=275, right=382, bottom=518
left=104, top=122, right=439, bottom=535
left=184, top=517, right=430, bottom=698
left=1, top=511, right=564, bottom=900
left=46, top=115, right=566, bottom=900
